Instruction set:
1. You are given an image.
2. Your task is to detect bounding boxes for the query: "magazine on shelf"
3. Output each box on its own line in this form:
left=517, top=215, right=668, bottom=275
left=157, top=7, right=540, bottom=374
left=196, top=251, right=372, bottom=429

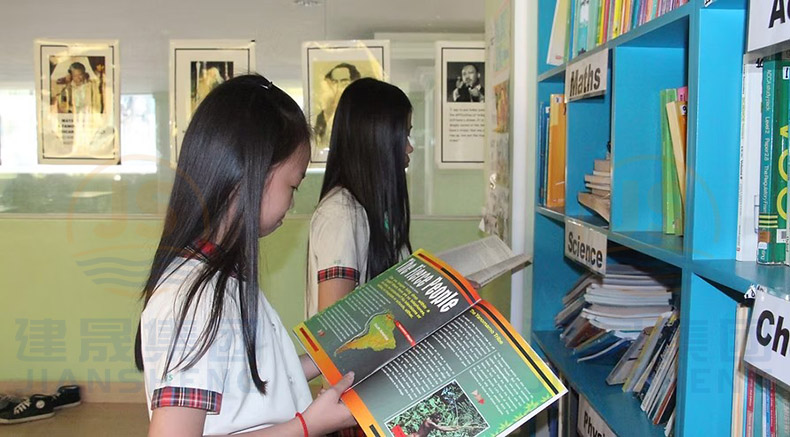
left=295, top=249, right=565, bottom=437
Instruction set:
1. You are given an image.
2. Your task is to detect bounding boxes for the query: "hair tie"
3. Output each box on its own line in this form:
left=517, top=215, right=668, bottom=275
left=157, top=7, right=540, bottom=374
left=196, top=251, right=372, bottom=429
left=295, top=412, right=308, bottom=437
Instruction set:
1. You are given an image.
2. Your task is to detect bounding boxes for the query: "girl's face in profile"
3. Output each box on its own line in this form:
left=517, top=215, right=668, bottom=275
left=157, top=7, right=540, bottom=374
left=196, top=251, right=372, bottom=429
left=259, top=145, right=309, bottom=236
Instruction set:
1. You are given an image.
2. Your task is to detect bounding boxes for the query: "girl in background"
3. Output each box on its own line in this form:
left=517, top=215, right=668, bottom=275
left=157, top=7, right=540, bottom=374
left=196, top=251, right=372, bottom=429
left=306, top=78, right=414, bottom=317
left=135, top=74, right=356, bottom=437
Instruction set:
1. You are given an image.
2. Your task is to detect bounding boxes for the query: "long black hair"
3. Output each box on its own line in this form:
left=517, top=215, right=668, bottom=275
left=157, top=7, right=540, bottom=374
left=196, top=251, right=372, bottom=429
left=134, top=75, right=310, bottom=394
left=320, top=78, right=413, bottom=280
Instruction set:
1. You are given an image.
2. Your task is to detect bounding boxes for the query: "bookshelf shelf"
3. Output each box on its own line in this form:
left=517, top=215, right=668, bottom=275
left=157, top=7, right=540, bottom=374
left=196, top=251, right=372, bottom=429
left=537, top=65, right=567, bottom=83
left=531, top=0, right=752, bottom=435
left=532, top=330, right=666, bottom=437
left=536, top=205, right=566, bottom=223
left=691, top=259, right=790, bottom=298
left=608, top=231, right=685, bottom=268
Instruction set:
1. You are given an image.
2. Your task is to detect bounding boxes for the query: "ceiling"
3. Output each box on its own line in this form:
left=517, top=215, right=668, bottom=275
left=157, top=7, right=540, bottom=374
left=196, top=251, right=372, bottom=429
left=0, top=0, right=486, bottom=92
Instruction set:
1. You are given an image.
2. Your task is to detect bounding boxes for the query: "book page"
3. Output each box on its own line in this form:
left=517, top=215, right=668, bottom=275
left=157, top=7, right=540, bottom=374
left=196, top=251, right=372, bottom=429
left=341, top=300, right=566, bottom=437
left=437, top=236, right=531, bottom=287
left=294, top=250, right=481, bottom=386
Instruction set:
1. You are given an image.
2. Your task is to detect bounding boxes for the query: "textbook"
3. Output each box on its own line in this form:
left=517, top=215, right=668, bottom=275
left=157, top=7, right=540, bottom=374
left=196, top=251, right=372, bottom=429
left=295, top=250, right=566, bottom=437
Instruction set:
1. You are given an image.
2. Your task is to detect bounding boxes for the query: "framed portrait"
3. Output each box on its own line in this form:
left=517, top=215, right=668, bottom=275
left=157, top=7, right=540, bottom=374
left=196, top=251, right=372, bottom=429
left=34, top=39, right=120, bottom=164
left=302, top=40, right=390, bottom=166
left=435, top=41, right=486, bottom=170
left=169, top=40, right=256, bottom=164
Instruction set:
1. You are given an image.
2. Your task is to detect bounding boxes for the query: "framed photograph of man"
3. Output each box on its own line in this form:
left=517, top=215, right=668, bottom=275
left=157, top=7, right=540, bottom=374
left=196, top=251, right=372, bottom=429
left=34, top=39, right=120, bottom=164
left=303, top=40, right=390, bottom=166
left=435, top=41, right=486, bottom=170
left=170, top=40, right=255, bottom=164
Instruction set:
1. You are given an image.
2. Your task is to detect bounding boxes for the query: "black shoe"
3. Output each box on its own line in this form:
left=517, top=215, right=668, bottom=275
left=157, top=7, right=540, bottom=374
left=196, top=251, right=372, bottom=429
left=0, top=395, right=54, bottom=424
left=50, top=385, right=81, bottom=410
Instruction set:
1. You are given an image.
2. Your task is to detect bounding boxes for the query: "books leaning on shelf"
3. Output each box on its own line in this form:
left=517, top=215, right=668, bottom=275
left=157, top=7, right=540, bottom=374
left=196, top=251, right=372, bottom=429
left=295, top=250, right=566, bottom=437
left=553, top=264, right=679, bottom=432
left=578, top=155, right=611, bottom=221
left=736, top=55, right=763, bottom=262
left=547, top=0, right=690, bottom=65
left=659, top=86, right=687, bottom=236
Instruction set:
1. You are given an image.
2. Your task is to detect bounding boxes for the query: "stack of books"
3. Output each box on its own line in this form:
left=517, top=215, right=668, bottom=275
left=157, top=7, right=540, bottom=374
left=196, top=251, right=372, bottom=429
left=578, top=155, right=611, bottom=221
left=555, top=265, right=676, bottom=363
left=554, top=264, right=679, bottom=431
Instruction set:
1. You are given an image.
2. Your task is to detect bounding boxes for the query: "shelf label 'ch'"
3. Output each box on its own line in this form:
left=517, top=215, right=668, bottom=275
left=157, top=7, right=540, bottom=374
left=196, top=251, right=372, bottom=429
left=564, top=218, right=607, bottom=275
left=565, top=49, right=608, bottom=102
left=744, top=289, right=790, bottom=386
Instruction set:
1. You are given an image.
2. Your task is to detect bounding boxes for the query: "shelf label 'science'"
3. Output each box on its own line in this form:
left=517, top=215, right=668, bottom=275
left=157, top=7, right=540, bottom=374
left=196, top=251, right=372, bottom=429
left=744, top=289, right=790, bottom=386
left=565, top=49, right=608, bottom=102
left=748, top=0, right=790, bottom=52
left=577, top=394, right=617, bottom=437
left=564, top=218, right=607, bottom=274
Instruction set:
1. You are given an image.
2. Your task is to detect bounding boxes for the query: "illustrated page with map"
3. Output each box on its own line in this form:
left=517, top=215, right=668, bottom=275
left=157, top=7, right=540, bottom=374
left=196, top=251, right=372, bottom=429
left=294, top=250, right=567, bottom=437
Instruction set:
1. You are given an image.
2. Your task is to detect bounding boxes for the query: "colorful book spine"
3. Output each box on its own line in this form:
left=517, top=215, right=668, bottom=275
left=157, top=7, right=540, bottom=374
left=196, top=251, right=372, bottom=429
left=538, top=102, right=550, bottom=206
left=758, top=53, right=790, bottom=264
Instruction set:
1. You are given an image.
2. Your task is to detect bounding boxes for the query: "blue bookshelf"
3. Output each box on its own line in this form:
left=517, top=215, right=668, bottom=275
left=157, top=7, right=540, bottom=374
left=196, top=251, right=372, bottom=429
left=532, top=0, right=751, bottom=436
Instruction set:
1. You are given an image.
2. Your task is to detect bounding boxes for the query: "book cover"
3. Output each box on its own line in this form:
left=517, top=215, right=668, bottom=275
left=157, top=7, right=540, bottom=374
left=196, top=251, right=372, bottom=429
left=546, top=94, right=567, bottom=208
left=295, top=250, right=566, bottom=437
left=659, top=89, right=678, bottom=234
left=737, top=55, right=764, bottom=262
left=758, top=52, right=790, bottom=264
left=547, top=0, right=571, bottom=66
left=538, top=102, right=550, bottom=206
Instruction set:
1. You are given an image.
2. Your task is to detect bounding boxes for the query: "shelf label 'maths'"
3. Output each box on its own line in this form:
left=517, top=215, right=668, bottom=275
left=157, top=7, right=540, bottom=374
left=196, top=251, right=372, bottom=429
left=564, top=49, right=608, bottom=102
left=745, top=289, right=790, bottom=386
left=577, top=394, right=617, bottom=437
left=748, top=0, right=790, bottom=52
left=564, top=218, right=607, bottom=274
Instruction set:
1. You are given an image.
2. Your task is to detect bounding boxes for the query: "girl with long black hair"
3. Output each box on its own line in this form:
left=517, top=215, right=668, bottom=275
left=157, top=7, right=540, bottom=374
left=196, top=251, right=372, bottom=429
left=306, top=78, right=414, bottom=317
left=134, top=74, right=356, bottom=436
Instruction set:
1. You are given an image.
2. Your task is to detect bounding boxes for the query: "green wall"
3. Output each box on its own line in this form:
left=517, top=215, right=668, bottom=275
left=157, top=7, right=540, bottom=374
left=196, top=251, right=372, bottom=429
left=0, top=217, right=509, bottom=384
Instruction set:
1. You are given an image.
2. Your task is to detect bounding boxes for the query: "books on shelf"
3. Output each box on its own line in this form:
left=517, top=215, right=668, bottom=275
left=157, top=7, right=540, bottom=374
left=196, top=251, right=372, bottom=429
left=659, top=87, right=686, bottom=236
left=577, top=155, right=611, bottom=222
left=553, top=265, right=679, bottom=430
left=547, top=0, right=689, bottom=65
left=295, top=250, right=566, bottom=437
left=757, top=52, right=790, bottom=265
left=736, top=55, right=764, bottom=262
left=546, top=94, right=568, bottom=209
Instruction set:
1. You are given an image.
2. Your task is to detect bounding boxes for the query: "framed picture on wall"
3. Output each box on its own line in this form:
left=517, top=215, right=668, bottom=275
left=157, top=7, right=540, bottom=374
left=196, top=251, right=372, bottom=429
left=435, top=41, right=486, bottom=170
left=34, top=39, right=120, bottom=164
left=302, top=40, right=390, bottom=166
left=169, top=39, right=256, bottom=165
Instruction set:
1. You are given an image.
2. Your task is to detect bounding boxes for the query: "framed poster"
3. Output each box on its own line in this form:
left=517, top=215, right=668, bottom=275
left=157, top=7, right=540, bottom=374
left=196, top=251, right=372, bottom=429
left=302, top=40, right=390, bottom=166
left=170, top=39, right=256, bottom=164
left=435, top=41, right=486, bottom=169
left=34, top=39, right=120, bottom=164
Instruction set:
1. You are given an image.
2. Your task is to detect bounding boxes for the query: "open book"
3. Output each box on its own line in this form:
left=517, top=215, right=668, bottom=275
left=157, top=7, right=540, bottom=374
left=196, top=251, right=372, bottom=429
left=294, top=249, right=565, bottom=437
left=436, top=236, right=532, bottom=288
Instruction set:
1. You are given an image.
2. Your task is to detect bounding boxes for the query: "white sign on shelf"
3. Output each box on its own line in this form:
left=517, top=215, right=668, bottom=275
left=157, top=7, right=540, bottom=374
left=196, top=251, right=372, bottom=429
left=748, top=0, right=790, bottom=52
left=564, top=49, right=608, bottom=102
left=564, top=218, right=607, bottom=274
left=744, top=288, right=790, bottom=386
left=577, top=394, right=617, bottom=437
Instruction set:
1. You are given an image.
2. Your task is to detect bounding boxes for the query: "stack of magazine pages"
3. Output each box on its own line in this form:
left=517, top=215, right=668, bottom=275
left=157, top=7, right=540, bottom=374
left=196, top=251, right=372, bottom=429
left=295, top=238, right=565, bottom=437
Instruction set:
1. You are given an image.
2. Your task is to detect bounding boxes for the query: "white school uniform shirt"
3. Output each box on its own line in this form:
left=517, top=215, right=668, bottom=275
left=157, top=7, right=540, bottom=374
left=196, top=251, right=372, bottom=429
left=141, top=255, right=312, bottom=436
left=306, top=186, right=409, bottom=318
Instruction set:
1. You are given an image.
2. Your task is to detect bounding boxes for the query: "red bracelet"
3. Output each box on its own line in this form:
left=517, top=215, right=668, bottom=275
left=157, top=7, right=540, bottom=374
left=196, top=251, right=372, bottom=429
left=295, top=412, right=309, bottom=437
